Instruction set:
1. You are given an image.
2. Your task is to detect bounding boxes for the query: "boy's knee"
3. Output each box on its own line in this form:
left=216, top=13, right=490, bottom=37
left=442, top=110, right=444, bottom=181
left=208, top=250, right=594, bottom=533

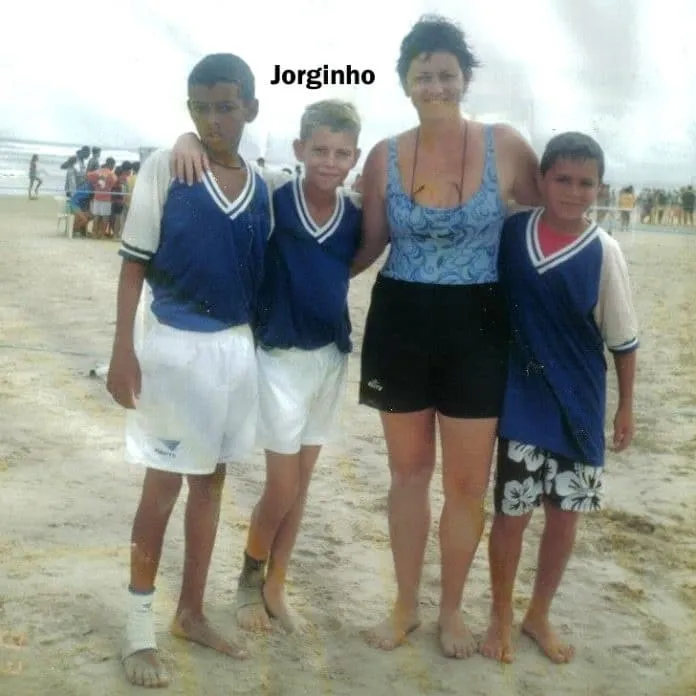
left=187, top=467, right=226, bottom=501
left=142, top=469, right=183, bottom=512
left=493, top=510, right=534, bottom=534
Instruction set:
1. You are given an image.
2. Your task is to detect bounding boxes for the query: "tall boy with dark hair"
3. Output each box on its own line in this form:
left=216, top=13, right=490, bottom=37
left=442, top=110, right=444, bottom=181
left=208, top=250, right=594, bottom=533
left=107, top=52, right=271, bottom=688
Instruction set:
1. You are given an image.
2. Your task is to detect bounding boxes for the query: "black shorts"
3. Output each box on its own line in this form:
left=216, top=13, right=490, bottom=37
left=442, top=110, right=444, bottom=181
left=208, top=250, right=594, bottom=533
left=359, top=274, right=509, bottom=418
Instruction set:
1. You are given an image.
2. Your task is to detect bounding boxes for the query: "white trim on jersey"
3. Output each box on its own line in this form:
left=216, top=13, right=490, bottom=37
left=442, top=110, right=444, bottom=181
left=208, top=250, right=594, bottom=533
left=593, top=232, right=639, bottom=353
left=525, top=208, right=600, bottom=275
left=202, top=155, right=255, bottom=221
left=292, top=175, right=345, bottom=243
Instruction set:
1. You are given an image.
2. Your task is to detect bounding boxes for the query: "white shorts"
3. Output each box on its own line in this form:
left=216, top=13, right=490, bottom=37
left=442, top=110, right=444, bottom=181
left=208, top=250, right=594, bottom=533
left=257, top=344, right=347, bottom=454
left=91, top=199, right=112, bottom=217
left=125, top=321, right=258, bottom=475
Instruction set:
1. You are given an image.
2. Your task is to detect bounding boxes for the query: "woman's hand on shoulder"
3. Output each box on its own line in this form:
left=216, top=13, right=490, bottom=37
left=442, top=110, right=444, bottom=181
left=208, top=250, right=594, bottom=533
left=169, top=133, right=209, bottom=186
left=494, top=124, right=541, bottom=208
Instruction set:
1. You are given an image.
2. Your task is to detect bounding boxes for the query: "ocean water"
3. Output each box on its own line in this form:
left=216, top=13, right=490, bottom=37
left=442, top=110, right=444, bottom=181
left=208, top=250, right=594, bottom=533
left=0, top=139, right=142, bottom=196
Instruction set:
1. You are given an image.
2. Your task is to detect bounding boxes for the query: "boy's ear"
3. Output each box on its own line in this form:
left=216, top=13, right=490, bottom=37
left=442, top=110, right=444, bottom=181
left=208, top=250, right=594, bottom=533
left=292, top=139, right=304, bottom=162
left=535, top=171, right=544, bottom=192
left=245, top=98, right=259, bottom=124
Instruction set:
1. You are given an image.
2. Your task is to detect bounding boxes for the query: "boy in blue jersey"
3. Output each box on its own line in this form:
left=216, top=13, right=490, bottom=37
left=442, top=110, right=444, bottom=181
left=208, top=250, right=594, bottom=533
left=480, top=132, right=638, bottom=665
left=236, top=100, right=362, bottom=633
left=106, top=53, right=272, bottom=688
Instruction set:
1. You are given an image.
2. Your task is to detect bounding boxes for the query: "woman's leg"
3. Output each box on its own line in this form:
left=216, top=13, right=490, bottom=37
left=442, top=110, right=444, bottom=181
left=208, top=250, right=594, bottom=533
left=364, top=409, right=436, bottom=650
left=437, top=415, right=498, bottom=658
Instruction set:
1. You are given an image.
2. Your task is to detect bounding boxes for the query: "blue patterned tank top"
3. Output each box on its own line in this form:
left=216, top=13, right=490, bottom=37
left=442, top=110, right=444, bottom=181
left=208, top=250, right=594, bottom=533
left=380, top=125, right=507, bottom=285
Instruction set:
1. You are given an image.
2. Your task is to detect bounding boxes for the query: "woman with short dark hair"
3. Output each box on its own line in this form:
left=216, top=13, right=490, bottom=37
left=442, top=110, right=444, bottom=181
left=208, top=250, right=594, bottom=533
left=351, top=15, right=541, bottom=659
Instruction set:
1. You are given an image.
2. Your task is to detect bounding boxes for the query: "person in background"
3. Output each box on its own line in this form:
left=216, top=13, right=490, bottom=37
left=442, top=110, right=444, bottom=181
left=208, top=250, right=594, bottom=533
left=87, top=157, right=117, bottom=238
left=682, top=185, right=695, bottom=226
left=63, top=156, right=79, bottom=198
left=123, top=161, right=140, bottom=224
left=256, top=156, right=266, bottom=169
left=109, top=163, right=132, bottom=239
left=28, top=155, right=43, bottom=200
left=87, top=147, right=101, bottom=172
left=617, top=186, right=635, bottom=232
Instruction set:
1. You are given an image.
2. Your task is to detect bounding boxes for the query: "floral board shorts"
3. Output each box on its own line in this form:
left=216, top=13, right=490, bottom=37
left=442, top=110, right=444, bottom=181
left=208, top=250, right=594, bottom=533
left=494, top=439, right=604, bottom=516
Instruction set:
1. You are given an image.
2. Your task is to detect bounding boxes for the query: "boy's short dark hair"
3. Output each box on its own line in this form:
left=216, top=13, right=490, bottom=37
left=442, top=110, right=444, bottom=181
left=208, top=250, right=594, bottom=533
left=132, top=162, right=141, bottom=174
left=397, top=15, right=481, bottom=87
left=540, top=132, right=605, bottom=181
left=188, top=53, right=255, bottom=102
left=105, top=157, right=116, bottom=168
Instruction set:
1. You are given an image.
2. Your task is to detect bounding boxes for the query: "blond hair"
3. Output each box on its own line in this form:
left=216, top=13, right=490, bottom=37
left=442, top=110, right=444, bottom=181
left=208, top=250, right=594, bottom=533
left=299, top=99, right=361, bottom=142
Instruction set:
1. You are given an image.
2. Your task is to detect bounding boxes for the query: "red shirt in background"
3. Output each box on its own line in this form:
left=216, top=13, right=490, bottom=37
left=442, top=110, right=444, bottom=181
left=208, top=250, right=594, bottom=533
left=87, top=168, right=117, bottom=202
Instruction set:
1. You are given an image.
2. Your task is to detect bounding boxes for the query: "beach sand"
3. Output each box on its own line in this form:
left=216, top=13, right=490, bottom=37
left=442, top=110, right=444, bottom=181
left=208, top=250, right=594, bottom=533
left=0, top=196, right=695, bottom=696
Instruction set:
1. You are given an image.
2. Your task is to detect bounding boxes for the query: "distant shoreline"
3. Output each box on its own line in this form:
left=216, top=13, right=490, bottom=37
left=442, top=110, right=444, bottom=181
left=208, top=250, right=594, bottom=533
left=0, top=136, right=147, bottom=152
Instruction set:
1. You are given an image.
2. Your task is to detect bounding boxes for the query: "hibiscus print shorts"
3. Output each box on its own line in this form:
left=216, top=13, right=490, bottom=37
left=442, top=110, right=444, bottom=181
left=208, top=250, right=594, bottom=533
left=494, top=439, right=604, bottom=516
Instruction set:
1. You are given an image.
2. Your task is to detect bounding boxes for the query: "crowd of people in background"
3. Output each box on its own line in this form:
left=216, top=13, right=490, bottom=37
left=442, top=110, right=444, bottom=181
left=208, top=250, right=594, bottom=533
left=29, top=150, right=694, bottom=240
left=591, top=182, right=695, bottom=232
left=61, top=146, right=140, bottom=239
left=26, top=146, right=141, bottom=239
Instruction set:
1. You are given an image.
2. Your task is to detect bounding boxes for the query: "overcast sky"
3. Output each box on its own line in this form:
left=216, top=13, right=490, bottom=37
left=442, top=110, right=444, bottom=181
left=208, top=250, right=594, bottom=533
left=1, top=0, right=695, bottom=185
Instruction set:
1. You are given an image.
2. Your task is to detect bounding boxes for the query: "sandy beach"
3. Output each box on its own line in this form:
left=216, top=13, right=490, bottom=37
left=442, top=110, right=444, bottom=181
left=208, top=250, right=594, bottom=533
left=0, top=195, right=695, bottom=696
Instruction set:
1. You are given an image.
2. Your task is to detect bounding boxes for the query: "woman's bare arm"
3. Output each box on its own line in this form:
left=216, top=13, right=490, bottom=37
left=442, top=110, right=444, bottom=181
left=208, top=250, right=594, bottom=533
left=350, top=140, right=390, bottom=277
left=495, top=124, right=542, bottom=210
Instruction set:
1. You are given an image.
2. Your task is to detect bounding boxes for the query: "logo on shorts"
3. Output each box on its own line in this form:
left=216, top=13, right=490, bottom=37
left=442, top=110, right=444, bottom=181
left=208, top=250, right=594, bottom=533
left=154, top=439, right=180, bottom=458
left=367, top=379, right=383, bottom=392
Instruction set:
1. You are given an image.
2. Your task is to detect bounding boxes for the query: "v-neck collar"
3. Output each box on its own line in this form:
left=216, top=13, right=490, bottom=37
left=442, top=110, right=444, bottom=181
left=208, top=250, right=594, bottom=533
left=202, top=155, right=255, bottom=220
left=292, top=175, right=344, bottom=242
left=526, top=207, right=599, bottom=275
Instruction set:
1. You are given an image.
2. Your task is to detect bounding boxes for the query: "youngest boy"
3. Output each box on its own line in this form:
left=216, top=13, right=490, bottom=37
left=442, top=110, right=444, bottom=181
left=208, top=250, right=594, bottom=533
left=480, top=132, right=639, bottom=664
left=237, top=100, right=362, bottom=632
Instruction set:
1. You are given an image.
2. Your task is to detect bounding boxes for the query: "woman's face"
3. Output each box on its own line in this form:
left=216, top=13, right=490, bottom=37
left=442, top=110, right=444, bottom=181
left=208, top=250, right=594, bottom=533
left=404, top=51, right=467, bottom=117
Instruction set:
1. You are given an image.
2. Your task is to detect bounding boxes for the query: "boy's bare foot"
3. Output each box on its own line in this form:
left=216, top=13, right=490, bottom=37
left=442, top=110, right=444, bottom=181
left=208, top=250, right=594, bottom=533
left=438, top=611, right=477, bottom=659
left=170, top=610, right=248, bottom=659
left=122, top=648, right=169, bottom=689
left=480, top=610, right=515, bottom=663
left=262, top=583, right=307, bottom=634
left=363, top=605, right=421, bottom=651
left=236, top=583, right=272, bottom=632
left=522, top=613, right=575, bottom=663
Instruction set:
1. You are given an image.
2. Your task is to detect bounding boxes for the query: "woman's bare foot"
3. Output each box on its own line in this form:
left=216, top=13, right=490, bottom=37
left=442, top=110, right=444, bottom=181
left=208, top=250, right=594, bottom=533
left=170, top=610, right=248, bottom=659
left=521, top=612, right=575, bottom=663
left=363, top=605, right=421, bottom=651
left=438, top=611, right=477, bottom=659
left=262, top=582, right=307, bottom=634
left=480, top=610, right=515, bottom=663
left=122, top=648, right=169, bottom=689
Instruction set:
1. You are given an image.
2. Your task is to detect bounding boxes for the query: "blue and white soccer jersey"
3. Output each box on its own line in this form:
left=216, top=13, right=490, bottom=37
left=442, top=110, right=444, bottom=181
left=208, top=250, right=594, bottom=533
left=495, top=208, right=638, bottom=513
left=119, top=149, right=271, bottom=475
left=255, top=174, right=361, bottom=454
